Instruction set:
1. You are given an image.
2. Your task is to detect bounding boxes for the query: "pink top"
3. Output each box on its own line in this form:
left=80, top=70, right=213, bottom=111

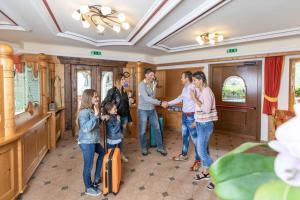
left=194, top=87, right=218, bottom=123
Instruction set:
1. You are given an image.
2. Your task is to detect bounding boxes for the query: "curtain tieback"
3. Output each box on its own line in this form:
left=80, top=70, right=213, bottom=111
left=264, top=94, right=278, bottom=102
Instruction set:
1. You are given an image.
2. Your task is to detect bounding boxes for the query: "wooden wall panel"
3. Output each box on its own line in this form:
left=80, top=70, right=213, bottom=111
left=0, top=142, right=18, bottom=200
left=164, top=67, right=202, bottom=99
left=64, top=64, right=72, bottom=130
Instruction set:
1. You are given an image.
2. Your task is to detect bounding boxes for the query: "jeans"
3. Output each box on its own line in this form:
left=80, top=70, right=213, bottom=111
left=182, top=113, right=200, bottom=161
left=79, top=143, right=105, bottom=189
left=138, top=109, right=163, bottom=151
left=196, top=121, right=214, bottom=168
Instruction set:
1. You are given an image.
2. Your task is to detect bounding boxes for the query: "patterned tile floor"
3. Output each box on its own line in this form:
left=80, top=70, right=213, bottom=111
left=20, top=130, right=273, bottom=200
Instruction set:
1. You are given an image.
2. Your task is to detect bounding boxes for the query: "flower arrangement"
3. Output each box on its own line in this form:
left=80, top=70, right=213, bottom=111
left=210, top=104, right=300, bottom=200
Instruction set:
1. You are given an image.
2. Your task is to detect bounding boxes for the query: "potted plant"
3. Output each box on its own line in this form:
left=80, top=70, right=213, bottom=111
left=210, top=104, right=300, bottom=200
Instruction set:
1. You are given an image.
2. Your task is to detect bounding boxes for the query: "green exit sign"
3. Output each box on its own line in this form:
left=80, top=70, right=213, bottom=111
left=227, top=48, right=238, bottom=53
left=91, top=50, right=102, bottom=56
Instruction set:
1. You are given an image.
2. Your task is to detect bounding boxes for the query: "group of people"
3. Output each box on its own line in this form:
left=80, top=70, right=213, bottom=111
left=139, top=68, right=217, bottom=190
left=76, top=68, right=217, bottom=197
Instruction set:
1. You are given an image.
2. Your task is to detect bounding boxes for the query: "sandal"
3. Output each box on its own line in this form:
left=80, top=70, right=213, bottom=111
left=190, top=160, right=201, bottom=171
left=207, top=182, right=215, bottom=190
left=194, top=172, right=210, bottom=181
left=172, top=154, right=188, bottom=161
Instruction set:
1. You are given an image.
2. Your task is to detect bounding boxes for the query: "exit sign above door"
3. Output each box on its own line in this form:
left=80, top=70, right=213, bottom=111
left=90, top=50, right=102, bottom=56
left=227, top=48, right=237, bottom=53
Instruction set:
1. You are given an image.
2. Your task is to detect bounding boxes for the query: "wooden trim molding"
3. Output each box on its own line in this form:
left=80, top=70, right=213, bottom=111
left=156, top=51, right=300, bottom=67
left=58, top=56, right=128, bottom=67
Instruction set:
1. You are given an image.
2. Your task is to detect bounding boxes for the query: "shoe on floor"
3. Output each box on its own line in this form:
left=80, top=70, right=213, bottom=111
left=85, top=187, right=101, bottom=197
left=194, top=172, right=211, bottom=181
left=122, top=154, right=129, bottom=162
left=157, top=148, right=167, bottom=156
left=190, top=160, right=201, bottom=171
left=172, top=154, right=188, bottom=161
left=141, top=149, right=149, bottom=156
left=207, top=182, right=215, bottom=190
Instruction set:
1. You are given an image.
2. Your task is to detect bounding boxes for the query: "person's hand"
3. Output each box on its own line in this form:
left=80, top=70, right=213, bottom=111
left=101, top=114, right=110, bottom=121
left=94, top=103, right=100, bottom=116
left=161, top=101, right=168, bottom=108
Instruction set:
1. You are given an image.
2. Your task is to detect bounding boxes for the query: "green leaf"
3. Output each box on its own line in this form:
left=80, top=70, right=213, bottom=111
left=210, top=153, right=276, bottom=200
left=254, top=180, right=300, bottom=200
left=230, top=142, right=268, bottom=154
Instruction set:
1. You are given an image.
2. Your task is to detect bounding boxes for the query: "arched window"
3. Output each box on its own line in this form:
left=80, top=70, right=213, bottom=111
left=222, top=76, right=246, bottom=103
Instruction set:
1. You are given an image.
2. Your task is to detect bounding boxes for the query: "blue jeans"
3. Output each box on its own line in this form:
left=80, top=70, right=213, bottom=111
left=196, top=121, right=214, bottom=168
left=79, top=143, right=105, bottom=189
left=138, top=109, right=163, bottom=151
left=182, top=113, right=200, bottom=161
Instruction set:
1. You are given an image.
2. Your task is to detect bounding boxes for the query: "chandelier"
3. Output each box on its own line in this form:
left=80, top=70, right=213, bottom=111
left=195, top=32, right=224, bottom=45
left=72, top=5, right=130, bottom=33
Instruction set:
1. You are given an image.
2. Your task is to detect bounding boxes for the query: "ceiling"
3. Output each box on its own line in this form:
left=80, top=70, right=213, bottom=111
left=0, top=0, right=300, bottom=56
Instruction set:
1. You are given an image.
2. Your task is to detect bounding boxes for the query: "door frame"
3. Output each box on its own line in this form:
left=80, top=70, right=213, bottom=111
left=209, top=61, right=262, bottom=141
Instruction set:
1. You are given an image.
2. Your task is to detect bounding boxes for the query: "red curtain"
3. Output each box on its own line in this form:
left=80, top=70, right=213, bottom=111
left=263, top=56, right=284, bottom=115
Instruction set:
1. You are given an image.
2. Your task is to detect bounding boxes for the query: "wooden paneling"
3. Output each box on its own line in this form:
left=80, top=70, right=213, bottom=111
left=0, top=142, right=19, bottom=200
left=48, top=108, right=65, bottom=150
left=164, top=67, right=203, bottom=99
left=165, top=111, right=182, bottom=130
left=155, top=70, right=166, bottom=98
left=58, top=56, right=127, bottom=67
left=64, top=64, right=72, bottom=130
left=22, top=120, right=48, bottom=184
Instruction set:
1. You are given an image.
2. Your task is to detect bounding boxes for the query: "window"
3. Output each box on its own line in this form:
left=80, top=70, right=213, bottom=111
left=77, top=70, right=92, bottom=110
left=14, top=63, right=41, bottom=115
left=289, top=59, right=300, bottom=109
left=222, top=76, right=246, bottom=103
left=101, top=71, right=113, bottom=101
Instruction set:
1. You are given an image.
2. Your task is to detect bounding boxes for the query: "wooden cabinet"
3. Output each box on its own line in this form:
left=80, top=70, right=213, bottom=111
left=165, top=111, right=182, bottom=130
left=48, top=108, right=65, bottom=150
left=0, top=142, right=19, bottom=200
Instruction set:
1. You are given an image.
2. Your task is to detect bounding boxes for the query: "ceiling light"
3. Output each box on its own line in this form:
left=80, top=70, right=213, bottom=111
left=101, top=6, right=112, bottom=15
left=122, top=22, right=130, bottom=30
left=82, top=19, right=90, bottom=28
left=118, top=13, right=126, bottom=22
left=208, top=33, right=216, bottom=39
left=217, top=34, right=224, bottom=42
left=113, top=25, right=121, bottom=33
left=72, top=5, right=130, bottom=33
left=97, top=24, right=105, bottom=33
left=80, top=5, right=90, bottom=14
left=195, top=32, right=224, bottom=46
left=72, top=11, right=81, bottom=20
left=209, top=39, right=215, bottom=45
left=196, top=36, right=204, bottom=45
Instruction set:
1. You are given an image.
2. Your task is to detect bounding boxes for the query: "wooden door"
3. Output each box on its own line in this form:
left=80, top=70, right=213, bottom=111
left=70, top=65, right=117, bottom=134
left=210, top=61, right=262, bottom=140
left=71, top=65, right=97, bottom=134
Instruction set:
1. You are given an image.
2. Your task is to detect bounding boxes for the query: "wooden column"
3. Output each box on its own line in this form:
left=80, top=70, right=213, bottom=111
left=38, top=54, right=48, bottom=115
left=49, top=63, right=55, bottom=102
left=0, top=44, right=15, bottom=137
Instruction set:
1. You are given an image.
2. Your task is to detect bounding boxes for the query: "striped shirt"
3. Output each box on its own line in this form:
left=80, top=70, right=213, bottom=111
left=195, top=87, right=218, bottom=123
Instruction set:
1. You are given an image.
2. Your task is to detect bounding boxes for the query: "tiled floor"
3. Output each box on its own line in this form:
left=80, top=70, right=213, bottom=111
left=20, top=130, right=269, bottom=200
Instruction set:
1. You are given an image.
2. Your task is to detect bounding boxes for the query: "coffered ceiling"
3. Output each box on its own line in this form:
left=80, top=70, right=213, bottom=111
left=0, top=0, right=300, bottom=56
